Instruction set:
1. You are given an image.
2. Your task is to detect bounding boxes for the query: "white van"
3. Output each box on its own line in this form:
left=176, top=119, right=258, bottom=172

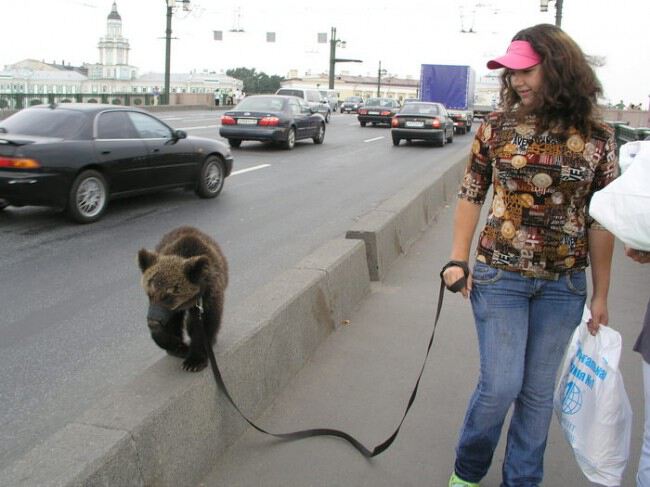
left=319, top=89, right=339, bottom=111
left=275, top=88, right=332, bottom=123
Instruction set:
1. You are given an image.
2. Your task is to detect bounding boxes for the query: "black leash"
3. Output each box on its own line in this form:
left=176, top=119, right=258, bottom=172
left=200, top=261, right=469, bottom=458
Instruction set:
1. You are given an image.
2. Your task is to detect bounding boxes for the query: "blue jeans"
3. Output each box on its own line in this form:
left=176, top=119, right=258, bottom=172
left=454, top=262, right=587, bottom=487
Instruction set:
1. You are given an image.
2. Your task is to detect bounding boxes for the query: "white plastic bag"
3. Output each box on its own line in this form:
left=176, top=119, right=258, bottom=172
left=554, top=306, right=633, bottom=486
left=589, top=140, right=650, bottom=251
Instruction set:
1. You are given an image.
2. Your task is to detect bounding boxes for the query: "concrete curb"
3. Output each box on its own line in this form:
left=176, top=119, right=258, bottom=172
left=1, top=152, right=467, bottom=487
left=346, top=151, right=467, bottom=281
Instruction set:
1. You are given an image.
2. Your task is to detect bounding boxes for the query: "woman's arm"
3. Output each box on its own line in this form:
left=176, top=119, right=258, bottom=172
left=587, top=228, right=615, bottom=335
left=443, top=199, right=483, bottom=298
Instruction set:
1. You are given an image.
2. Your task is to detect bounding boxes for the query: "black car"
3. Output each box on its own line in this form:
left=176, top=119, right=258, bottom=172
left=219, top=95, right=326, bottom=150
left=447, top=109, right=473, bottom=134
left=0, top=103, right=233, bottom=223
left=340, top=96, right=364, bottom=113
left=390, top=102, right=454, bottom=147
left=357, top=98, right=401, bottom=127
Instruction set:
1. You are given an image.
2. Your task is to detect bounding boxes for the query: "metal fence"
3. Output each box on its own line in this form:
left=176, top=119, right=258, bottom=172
left=0, top=93, right=157, bottom=110
left=606, top=121, right=650, bottom=151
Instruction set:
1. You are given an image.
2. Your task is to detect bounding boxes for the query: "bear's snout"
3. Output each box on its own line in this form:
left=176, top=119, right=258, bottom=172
left=146, top=303, right=173, bottom=328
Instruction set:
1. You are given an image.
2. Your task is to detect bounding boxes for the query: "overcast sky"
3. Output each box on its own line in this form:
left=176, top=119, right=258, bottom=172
left=3, top=0, right=649, bottom=105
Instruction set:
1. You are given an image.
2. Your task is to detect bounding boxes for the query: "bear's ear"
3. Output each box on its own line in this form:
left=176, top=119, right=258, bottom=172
left=184, top=256, right=209, bottom=284
left=137, top=249, right=159, bottom=273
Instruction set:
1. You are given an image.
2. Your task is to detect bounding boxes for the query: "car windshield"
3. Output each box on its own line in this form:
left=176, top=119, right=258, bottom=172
left=236, top=97, right=286, bottom=112
left=400, top=103, right=440, bottom=115
left=0, top=108, right=90, bottom=138
left=345, top=97, right=362, bottom=102
left=365, top=98, right=396, bottom=108
left=276, top=89, right=303, bottom=98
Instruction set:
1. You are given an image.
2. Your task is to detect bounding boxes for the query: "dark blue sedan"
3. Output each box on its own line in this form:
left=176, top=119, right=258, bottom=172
left=219, top=95, right=326, bottom=150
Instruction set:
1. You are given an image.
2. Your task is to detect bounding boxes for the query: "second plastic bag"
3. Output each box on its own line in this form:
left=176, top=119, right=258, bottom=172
left=554, top=306, right=633, bottom=486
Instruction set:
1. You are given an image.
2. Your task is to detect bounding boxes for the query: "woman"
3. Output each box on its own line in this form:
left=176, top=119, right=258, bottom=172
left=443, top=24, right=618, bottom=487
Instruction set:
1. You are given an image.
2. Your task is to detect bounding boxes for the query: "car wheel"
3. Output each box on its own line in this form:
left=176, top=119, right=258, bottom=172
left=66, top=170, right=108, bottom=223
left=392, top=135, right=400, bottom=146
left=447, top=128, right=454, bottom=144
left=0, top=199, right=9, bottom=210
left=313, top=123, right=325, bottom=144
left=228, top=139, right=242, bottom=148
left=195, top=155, right=225, bottom=198
left=360, top=121, right=366, bottom=127
left=283, top=127, right=296, bottom=150
left=325, top=111, right=331, bottom=123
left=439, top=130, right=447, bottom=147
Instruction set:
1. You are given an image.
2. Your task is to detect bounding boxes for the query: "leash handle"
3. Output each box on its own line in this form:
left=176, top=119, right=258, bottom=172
left=440, top=260, right=469, bottom=293
left=201, top=277, right=449, bottom=458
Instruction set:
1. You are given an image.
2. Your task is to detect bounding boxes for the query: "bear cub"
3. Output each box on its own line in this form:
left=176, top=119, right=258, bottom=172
left=138, top=226, right=228, bottom=372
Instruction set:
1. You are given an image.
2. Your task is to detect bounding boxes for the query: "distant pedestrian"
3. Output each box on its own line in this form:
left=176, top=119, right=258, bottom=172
left=443, top=24, right=618, bottom=487
left=153, top=86, right=160, bottom=106
left=624, top=246, right=650, bottom=487
left=214, top=89, right=220, bottom=106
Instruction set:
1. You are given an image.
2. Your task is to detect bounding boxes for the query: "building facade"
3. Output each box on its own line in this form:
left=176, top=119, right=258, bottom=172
left=281, top=72, right=419, bottom=104
left=0, top=2, right=241, bottom=109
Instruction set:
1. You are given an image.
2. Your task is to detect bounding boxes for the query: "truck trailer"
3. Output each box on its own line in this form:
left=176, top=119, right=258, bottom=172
left=419, top=64, right=476, bottom=134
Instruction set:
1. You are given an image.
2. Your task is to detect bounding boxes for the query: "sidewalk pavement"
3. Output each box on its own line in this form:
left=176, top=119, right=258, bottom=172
left=198, top=201, right=647, bottom=487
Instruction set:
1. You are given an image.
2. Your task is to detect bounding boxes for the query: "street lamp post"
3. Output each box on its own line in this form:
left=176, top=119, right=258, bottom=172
left=163, top=0, right=190, bottom=105
left=377, top=61, right=387, bottom=97
left=540, top=0, right=563, bottom=27
left=328, top=27, right=362, bottom=89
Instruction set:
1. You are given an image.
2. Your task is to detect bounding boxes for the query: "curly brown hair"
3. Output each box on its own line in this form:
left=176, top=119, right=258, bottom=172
left=499, top=24, right=603, bottom=136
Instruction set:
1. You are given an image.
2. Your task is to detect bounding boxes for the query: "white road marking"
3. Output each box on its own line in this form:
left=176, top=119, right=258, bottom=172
left=364, top=136, right=385, bottom=143
left=177, top=124, right=220, bottom=130
left=231, top=164, right=271, bottom=176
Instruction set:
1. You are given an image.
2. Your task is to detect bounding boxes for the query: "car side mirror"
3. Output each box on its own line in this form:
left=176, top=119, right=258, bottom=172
left=173, top=129, right=187, bottom=140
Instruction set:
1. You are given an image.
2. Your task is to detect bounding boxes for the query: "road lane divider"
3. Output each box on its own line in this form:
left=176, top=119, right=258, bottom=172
left=231, top=164, right=271, bottom=176
left=363, top=136, right=385, bottom=143
left=177, top=124, right=221, bottom=130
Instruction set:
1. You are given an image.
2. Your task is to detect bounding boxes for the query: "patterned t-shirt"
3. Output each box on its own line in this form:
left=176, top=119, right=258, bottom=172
left=458, top=111, right=619, bottom=279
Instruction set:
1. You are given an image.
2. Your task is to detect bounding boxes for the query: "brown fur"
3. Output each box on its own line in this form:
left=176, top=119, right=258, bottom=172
left=138, top=226, right=228, bottom=371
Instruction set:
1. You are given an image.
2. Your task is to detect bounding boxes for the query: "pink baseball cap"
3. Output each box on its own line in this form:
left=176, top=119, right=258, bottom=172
left=487, top=40, right=542, bottom=70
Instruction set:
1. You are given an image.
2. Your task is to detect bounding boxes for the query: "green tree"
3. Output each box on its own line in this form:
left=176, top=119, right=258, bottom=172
left=226, top=67, right=285, bottom=94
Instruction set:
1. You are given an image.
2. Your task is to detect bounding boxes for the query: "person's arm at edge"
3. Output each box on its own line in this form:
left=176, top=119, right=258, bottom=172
left=587, top=228, right=615, bottom=335
left=443, top=199, right=482, bottom=298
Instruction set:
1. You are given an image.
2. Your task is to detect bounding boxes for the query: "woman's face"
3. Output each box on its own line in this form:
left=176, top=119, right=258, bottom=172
left=509, top=64, right=543, bottom=106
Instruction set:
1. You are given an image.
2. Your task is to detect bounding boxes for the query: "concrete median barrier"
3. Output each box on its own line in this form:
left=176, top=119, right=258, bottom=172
left=1, top=151, right=468, bottom=487
left=346, top=151, right=468, bottom=281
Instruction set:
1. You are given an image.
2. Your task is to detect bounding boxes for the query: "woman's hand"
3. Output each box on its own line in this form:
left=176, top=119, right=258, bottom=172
left=442, top=265, right=473, bottom=298
left=624, top=246, right=650, bottom=264
left=588, top=296, right=608, bottom=336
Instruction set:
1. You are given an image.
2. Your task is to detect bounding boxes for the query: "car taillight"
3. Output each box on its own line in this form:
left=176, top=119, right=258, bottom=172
left=221, top=115, right=236, bottom=125
left=358, top=109, right=367, bottom=115
left=380, top=110, right=392, bottom=116
left=431, top=118, right=441, bottom=128
left=259, top=117, right=279, bottom=126
left=0, top=157, right=41, bottom=169
left=391, top=117, right=399, bottom=127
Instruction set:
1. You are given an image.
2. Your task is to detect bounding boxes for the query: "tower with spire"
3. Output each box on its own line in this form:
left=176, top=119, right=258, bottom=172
left=90, top=1, right=137, bottom=80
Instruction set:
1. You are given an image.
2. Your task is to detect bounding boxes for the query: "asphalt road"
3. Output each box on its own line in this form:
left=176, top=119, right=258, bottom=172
left=0, top=109, right=473, bottom=469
